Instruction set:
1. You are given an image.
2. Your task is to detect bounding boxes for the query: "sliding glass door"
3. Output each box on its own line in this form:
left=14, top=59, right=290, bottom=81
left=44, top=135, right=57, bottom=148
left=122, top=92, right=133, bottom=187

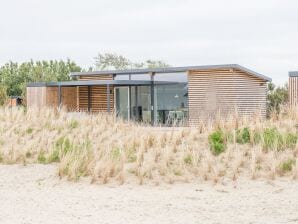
left=115, top=87, right=130, bottom=120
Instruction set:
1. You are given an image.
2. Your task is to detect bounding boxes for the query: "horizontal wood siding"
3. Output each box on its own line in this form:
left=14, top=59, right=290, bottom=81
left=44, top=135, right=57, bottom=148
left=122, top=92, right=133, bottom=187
left=289, top=76, right=298, bottom=107
left=78, top=74, right=114, bottom=112
left=188, top=69, right=267, bottom=126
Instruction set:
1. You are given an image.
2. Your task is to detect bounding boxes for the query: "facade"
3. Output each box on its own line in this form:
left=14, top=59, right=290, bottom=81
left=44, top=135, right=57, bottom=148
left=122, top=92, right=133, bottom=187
left=289, top=71, right=298, bottom=107
left=27, top=64, right=271, bottom=126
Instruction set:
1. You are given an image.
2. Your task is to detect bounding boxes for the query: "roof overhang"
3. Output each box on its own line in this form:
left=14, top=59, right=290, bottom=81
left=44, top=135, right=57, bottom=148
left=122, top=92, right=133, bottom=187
left=70, top=64, right=271, bottom=82
left=27, top=80, right=184, bottom=87
left=289, top=71, right=298, bottom=77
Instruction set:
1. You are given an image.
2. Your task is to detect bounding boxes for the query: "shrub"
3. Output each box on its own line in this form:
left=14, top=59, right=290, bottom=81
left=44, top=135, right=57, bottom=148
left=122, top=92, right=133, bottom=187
left=209, top=130, right=226, bottom=155
left=236, top=127, right=250, bottom=144
left=111, top=148, right=121, bottom=161
left=253, top=131, right=262, bottom=145
left=284, top=133, right=298, bottom=149
left=69, top=120, right=79, bottom=129
left=280, top=159, right=296, bottom=173
left=263, top=128, right=283, bottom=150
left=183, top=155, right=192, bottom=165
left=127, top=149, right=137, bottom=163
left=0, top=85, right=7, bottom=106
left=48, top=148, right=60, bottom=163
left=37, top=152, right=46, bottom=164
left=26, top=128, right=33, bottom=134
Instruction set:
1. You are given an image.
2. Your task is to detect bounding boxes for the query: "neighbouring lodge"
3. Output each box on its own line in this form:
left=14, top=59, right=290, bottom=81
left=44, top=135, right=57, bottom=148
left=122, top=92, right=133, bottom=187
left=289, top=71, right=298, bottom=107
left=26, top=64, right=271, bottom=126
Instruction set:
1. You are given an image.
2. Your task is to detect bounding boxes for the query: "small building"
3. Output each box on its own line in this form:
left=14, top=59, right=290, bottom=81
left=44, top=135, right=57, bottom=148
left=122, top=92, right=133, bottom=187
left=289, top=71, right=298, bottom=107
left=26, top=64, right=271, bottom=126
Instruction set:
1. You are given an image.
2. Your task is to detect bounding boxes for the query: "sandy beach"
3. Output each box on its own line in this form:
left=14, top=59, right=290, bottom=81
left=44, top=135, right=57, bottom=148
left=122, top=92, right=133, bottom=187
left=0, top=164, right=297, bottom=224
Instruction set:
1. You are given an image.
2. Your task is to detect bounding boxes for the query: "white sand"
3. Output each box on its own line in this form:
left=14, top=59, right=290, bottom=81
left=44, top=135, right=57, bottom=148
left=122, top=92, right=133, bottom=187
left=0, top=164, right=297, bottom=224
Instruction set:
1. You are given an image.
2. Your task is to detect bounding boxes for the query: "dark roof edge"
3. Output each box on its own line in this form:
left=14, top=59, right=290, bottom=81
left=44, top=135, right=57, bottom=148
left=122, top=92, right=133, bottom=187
left=289, top=71, right=298, bottom=77
left=70, top=64, right=271, bottom=81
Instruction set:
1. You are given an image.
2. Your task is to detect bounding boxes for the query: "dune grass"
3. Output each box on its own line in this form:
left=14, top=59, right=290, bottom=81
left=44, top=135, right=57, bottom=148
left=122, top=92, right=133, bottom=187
left=0, top=106, right=297, bottom=184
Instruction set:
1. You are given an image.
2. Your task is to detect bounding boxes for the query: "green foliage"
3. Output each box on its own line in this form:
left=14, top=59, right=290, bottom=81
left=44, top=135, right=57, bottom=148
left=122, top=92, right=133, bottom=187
left=111, top=148, right=121, bottom=161
left=267, top=82, right=288, bottom=115
left=0, top=59, right=82, bottom=97
left=236, top=127, right=250, bottom=144
left=280, top=159, right=296, bottom=172
left=253, top=131, right=262, bottom=145
left=94, top=52, right=169, bottom=70
left=284, top=133, right=298, bottom=149
left=26, top=128, right=34, bottom=134
left=48, top=148, right=60, bottom=163
left=209, top=130, right=226, bottom=155
left=68, top=120, right=79, bottom=129
left=183, top=155, right=193, bottom=164
left=127, top=149, right=137, bottom=163
left=0, top=84, right=8, bottom=106
left=263, top=128, right=283, bottom=150
left=37, top=151, right=46, bottom=163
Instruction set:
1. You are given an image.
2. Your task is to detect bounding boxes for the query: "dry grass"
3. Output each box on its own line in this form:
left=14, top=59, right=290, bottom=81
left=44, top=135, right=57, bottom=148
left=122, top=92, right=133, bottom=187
left=0, top=106, right=297, bottom=184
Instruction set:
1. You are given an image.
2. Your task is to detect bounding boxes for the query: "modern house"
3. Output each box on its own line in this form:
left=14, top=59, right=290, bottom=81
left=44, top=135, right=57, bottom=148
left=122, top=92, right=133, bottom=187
left=26, top=64, right=271, bottom=126
left=289, top=71, right=298, bottom=107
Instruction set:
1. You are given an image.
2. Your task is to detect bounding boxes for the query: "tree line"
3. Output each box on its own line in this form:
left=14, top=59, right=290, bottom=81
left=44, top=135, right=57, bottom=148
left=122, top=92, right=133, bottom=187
left=0, top=53, right=288, bottom=114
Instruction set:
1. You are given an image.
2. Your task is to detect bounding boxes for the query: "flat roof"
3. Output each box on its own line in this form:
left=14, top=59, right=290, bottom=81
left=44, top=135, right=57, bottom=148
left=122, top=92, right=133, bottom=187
left=27, top=80, right=183, bottom=87
left=289, top=71, right=298, bottom=77
left=71, top=64, right=271, bottom=82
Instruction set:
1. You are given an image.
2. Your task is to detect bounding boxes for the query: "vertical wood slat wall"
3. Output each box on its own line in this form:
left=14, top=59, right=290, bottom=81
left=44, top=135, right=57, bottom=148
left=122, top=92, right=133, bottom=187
left=26, top=87, right=47, bottom=108
left=78, top=75, right=114, bottom=112
left=289, top=76, right=298, bottom=107
left=188, top=69, right=267, bottom=126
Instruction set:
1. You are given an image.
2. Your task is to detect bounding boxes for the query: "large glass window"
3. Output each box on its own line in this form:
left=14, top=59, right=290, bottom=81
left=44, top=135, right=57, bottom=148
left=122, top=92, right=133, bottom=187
left=154, top=84, right=188, bottom=126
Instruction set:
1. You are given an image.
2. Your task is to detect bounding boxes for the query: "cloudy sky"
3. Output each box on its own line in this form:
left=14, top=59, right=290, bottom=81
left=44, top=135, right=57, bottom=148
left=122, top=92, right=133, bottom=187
left=1, top=0, right=297, bottom=84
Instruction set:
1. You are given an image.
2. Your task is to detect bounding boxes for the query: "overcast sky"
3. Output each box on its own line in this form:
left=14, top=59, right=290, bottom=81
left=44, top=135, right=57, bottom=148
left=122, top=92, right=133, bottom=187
left=1, top=0, right=297, bottom=85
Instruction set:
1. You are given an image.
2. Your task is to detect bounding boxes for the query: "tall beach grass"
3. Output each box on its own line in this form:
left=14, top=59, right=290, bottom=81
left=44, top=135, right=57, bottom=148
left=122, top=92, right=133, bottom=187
left=0, top=106, right=297, bottom=184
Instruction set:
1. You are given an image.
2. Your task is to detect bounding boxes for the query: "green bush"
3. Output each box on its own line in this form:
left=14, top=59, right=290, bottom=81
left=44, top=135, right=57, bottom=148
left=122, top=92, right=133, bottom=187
left=284, top=133, right=298, bottom=149
left=209, top=130, right=226, bottom=155
left=48, top=148, right=60, bottom=163
left=263, top=128, right=283, bottom=150
left=236, top=127, right=250, bottom=144
left=69, top=120, right=79, bottom=129
left=37, top=152, right=46, bottom=164
left=0, top=85, right=7, bottom=106
left=280, top=159, right=296, bottom=172
left=253, top=131, right=262, bottom=145
left=111, top=148, right=121, bottom=161
left=26, top=128, right=34, bottom=134
left=183, top=155, right=192, bottom=164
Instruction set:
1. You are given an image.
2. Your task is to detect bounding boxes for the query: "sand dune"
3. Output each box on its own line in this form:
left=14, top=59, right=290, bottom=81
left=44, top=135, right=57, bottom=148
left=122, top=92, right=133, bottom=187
left=0, top=164, right=297, bottom=224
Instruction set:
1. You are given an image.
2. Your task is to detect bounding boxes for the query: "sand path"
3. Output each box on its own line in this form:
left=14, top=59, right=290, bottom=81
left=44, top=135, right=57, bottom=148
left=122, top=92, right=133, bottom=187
left=0, top=164, right=297, bottom=224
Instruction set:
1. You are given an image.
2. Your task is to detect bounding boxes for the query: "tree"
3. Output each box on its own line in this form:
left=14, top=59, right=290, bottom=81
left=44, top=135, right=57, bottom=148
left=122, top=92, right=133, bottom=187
left=0, top=84, right=7, bottom=106
left=94, top=52, right=169, bottom=70
left=267, top=82, right=288, bottom=115
left=0, top=59, right=82, bottom=97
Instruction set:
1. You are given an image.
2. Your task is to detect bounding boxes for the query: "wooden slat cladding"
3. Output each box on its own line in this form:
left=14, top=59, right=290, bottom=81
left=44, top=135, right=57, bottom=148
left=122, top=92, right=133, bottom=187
left=188, top=69, right=267, bottom=126
left=26, top=87, right=47, bottom=108
left=26, top=86, right=77, bottom=111
left=78, top=74, right=114, bottom=112
left=289, top=76, right=298, bottom=107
